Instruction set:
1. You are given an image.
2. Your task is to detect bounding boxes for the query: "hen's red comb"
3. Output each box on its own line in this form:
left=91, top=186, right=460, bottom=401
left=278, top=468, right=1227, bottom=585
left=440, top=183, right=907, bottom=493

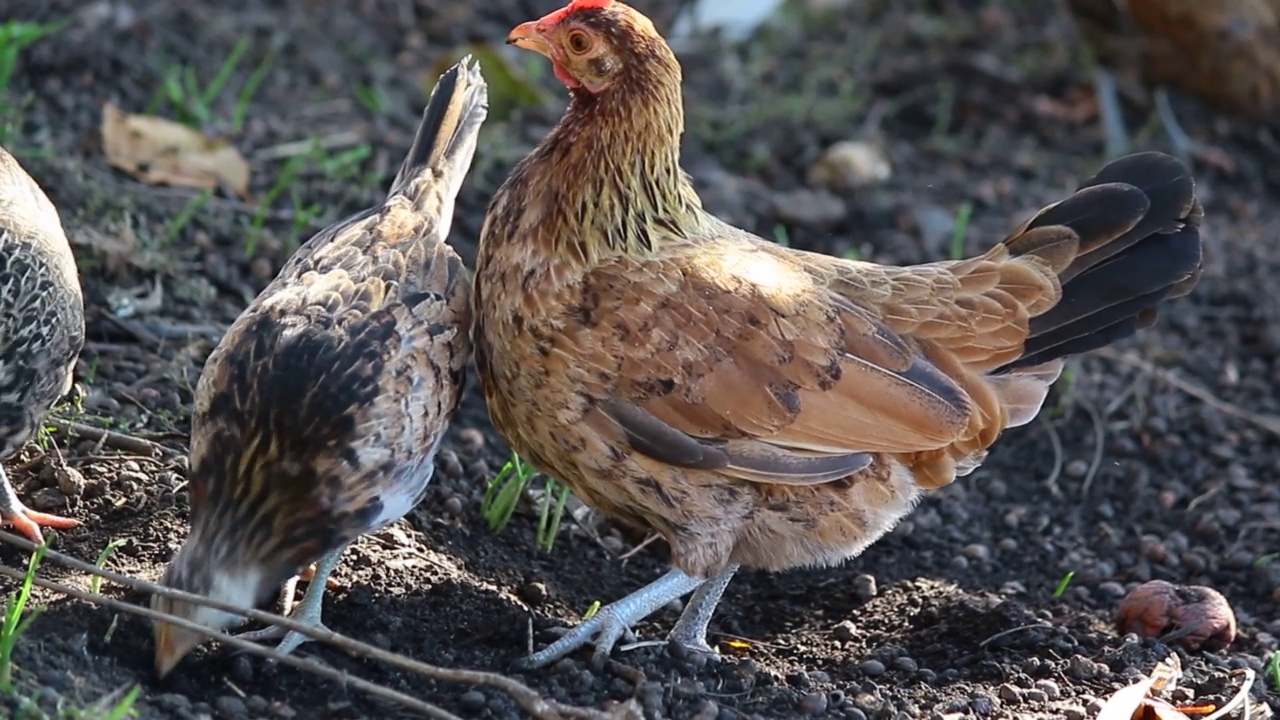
left=541, top=0, right=614, bottom=26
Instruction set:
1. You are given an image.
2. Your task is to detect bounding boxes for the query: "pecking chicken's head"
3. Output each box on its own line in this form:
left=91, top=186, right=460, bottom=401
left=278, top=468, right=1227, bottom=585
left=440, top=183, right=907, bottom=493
left=506, top=0, right=675, bottom=95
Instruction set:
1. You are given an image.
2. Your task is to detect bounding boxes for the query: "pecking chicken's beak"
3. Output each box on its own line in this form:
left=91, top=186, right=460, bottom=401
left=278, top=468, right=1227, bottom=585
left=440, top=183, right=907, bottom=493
left=507, top=21, right=553, bottom=58
left=153, top=621, right=196, bottom=679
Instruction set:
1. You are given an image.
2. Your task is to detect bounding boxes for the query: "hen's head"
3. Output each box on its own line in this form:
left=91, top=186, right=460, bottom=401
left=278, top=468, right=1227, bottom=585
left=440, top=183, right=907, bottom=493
left=507, top=0, right=675, bottom=95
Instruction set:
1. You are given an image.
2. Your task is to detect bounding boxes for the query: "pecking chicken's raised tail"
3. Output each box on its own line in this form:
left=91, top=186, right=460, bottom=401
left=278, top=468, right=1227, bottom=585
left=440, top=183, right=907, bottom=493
left=389, top=54, right=489, bottom=210
left=996, top=151, right=1203, bottom=373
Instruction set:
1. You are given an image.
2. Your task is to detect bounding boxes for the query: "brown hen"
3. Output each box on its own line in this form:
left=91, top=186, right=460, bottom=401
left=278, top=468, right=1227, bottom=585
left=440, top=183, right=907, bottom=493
left=1066, top=0, right=1280, bottom=158
left=151, top=58, right=485, bottom=677
left=476, top=0, right=1204, bottom=669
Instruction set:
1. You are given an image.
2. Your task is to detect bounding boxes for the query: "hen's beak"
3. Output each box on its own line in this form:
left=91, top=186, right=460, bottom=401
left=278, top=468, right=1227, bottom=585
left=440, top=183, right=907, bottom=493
left=507, top=21, right=552, bottom=58
left=153, top=621, right=197, bottom=679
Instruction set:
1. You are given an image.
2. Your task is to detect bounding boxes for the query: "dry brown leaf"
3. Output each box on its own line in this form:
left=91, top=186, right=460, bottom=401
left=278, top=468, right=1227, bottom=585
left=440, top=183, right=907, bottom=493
left=101, top=102, right=250, bottom=197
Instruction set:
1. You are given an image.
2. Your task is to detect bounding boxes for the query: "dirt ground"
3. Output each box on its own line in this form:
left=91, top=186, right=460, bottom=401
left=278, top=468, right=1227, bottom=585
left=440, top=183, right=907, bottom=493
left=1, top=0, right=1279, bottom=718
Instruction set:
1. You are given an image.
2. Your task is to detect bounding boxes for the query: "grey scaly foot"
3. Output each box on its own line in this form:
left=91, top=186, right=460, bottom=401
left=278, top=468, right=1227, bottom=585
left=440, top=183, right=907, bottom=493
left=517, top=568, right=705, bottom=671
left=236, top=547, right=344, bottom=655
left=666, top=564, right=738, bottom=657
left=1094, top=68, right=1131, bottom=158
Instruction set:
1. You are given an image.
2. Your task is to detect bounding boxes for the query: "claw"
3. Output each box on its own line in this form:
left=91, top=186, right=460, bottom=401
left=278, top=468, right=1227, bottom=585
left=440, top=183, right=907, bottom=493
left=234, top=547, right=345, bottom=657
left=517, top=568, right=705, bottom=671
left=0, top=464, right=80, bottom=545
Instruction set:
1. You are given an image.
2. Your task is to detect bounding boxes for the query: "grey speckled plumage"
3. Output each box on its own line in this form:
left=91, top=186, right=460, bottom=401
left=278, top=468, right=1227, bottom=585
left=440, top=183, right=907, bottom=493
left=0, top=145, right=85, bottom=543
left=151, top=57, right=488, bottom=677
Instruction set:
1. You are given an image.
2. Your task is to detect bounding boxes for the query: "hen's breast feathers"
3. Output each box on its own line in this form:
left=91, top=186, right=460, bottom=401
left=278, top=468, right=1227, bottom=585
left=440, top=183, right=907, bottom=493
left=188, top=201, right=472, bottom=566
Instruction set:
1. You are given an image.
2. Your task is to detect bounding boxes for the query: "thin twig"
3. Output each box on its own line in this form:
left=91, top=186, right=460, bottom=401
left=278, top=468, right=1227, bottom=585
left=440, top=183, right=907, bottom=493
left=1202, top=668, right=1255, bottom=720
left=978, top=623, right=1054, bottom=648
left=45, top=419, right=172, bottom=458
left=0, top=531, right=618, bottom=720
left=1097, top=348, right=1280, bottom=437
left=0, top=562, right=463, bottom=720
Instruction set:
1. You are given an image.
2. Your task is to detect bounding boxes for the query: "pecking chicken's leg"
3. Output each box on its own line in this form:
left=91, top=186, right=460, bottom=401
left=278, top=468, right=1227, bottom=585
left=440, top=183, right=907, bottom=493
left=666, top=565, right=738, bottom=655
left=0, top=465, right=78, bottom=544
left=1153, top=87, right=1197, bottom=163
left=1094, top=67, right=1132, bottom=158
left=236, top=545, right=345, bottom=655
left=516, top=568, right=705, bottom=670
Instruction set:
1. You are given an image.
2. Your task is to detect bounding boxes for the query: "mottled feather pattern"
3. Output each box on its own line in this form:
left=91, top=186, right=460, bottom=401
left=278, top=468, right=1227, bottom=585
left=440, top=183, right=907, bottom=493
left=172, top=59, right=484, bottom=596
left=476, top=2, right=1203, bottom=579
left=0, top=147, right=84, bottom=459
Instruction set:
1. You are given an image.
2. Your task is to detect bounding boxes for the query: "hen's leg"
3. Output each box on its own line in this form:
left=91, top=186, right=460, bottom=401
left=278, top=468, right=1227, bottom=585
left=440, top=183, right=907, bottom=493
left=0, top=465, right=78, bottom=544
left=1094, top=68, right=1131, bottom=158
left=236, top=546, right=344, bottom=655
left=667, top=564, right=738, bottom=655
left=1154, top=87, right=1196, bottom=164
left=517, top=568, right=704, bottom=670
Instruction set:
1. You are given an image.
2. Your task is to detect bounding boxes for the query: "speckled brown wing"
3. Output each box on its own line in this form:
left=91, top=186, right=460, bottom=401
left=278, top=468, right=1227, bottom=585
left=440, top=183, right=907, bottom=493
left=188, top=230, right=471, bottom=577
left=185, top=58, right=483, bottom=584
left=1069, top=0, right=1280, bottom=124
left=569, top=153, right=1200, bottom=494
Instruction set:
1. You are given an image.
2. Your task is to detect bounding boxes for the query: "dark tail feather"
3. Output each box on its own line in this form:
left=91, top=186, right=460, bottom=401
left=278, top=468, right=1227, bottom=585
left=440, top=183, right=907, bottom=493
left=999, top=152, right=1203, bottom=372
left=388, top=54, right=489, bottom=199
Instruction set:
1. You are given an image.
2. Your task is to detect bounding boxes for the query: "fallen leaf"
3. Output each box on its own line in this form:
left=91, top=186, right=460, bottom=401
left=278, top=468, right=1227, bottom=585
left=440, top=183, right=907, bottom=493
left=101, top=102, right=250, bottom=197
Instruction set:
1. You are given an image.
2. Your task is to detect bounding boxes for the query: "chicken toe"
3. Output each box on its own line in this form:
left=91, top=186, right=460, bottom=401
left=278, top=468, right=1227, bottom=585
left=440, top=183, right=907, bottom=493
left=236, top=547, right=344, bottom=655
left=0, top=466, right=78, bottom=544
left=666, top=565, right=738, bottom=656
left=517, top=568, right=705, bottom=671
left=1093, top=68, right=1132, bottom=158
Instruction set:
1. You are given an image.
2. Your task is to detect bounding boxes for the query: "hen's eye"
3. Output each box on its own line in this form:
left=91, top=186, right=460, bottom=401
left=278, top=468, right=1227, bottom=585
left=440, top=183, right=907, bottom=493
left=567, top=29, right=592, bottom=54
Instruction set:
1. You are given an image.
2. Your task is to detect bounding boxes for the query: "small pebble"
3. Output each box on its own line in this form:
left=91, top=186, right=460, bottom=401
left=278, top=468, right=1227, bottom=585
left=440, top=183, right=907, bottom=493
left=1065, top=459, right=1089, bottom=478
left=892, top=656, right=918, bottom=673
left=997, top=538, right=1019, bottom=553
left=442, top=495, right=463, bottom=516
left=852, top=574, right=878, bottom=602
left=1034, top=680, right=1060, bottom=700
left=1024, top=689, right=1048, bottom=703
left=1067, top=655, right=1097, bottom=680
left=28, top=487, right=67, bottom=512
left=1063, top=707, right=1087, bottom=720
left=853, top=692, right=881, bottom=711
left=246, top=696, right=269, bottom=714
left=963, top=543, right=991, bottom=562
left=458, top=427, right=486, bottom=452
left=833, top=620, right=857, bottom=641
left=859, top=659, right=886, bottom=677
left=459, top=690, right=486, bottom=713
left=55, top=466, right=87, bottom=497
left=807, top=140, right=892, bottom=193
left=999, top=684, right=1021, bottom=703
left=229, top=655, right=253, bottom=684
left=690, top=699, right=718, bottom=720
left=214, top=695, right=248, bottom=719
left=970, top=694, right=996, bottom=715
left=798, top=691, right=828, bottom=715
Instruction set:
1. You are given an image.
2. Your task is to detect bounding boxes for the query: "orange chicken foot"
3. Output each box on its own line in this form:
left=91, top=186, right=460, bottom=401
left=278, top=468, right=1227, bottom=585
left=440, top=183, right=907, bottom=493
left=0, top=465, right=78, bottom=544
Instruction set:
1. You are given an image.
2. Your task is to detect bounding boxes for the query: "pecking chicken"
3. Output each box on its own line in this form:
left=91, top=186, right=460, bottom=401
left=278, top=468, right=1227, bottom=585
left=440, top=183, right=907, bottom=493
left=151, top=57, right=486, bottom=677
left=0, top=145, right=84, bottom=544
left=475, top=0, right=1205, bottom=670
left=1065, top=0, right=1280, bottom=158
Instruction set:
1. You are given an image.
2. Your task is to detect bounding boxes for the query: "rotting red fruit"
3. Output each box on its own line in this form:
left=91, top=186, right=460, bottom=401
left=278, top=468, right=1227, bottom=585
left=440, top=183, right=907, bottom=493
left=1115, top=580, right=1237, bottom=652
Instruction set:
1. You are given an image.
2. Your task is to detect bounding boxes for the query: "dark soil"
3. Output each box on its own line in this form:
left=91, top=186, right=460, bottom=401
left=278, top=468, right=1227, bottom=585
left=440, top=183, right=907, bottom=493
left=2, top=0, right=1279, bottom=718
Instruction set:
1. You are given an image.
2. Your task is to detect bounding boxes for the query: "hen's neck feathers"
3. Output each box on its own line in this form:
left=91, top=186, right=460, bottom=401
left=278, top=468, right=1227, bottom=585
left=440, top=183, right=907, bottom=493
left=509, top=26, right=706, bottom=267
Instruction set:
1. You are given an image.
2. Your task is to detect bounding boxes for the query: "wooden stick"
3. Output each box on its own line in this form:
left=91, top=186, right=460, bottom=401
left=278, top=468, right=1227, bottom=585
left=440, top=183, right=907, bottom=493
left=0, top=531, right=627, bottom=720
